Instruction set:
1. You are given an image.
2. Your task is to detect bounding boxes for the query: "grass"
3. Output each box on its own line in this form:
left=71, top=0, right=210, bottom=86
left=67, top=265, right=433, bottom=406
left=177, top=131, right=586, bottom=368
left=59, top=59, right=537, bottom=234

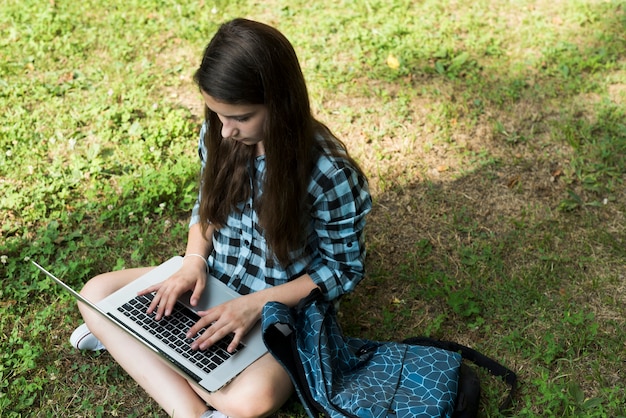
left=1, top=0, right=625, bottom=416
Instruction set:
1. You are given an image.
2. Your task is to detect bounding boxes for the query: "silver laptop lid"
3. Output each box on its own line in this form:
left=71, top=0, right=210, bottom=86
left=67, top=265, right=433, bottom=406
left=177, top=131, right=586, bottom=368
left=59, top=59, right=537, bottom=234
left=32, top=257, right=267, bottom=392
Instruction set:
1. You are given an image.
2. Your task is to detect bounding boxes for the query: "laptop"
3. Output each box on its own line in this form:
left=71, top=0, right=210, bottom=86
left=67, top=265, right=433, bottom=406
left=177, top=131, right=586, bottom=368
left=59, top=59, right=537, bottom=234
left=32, top=256, right=268, bottom=392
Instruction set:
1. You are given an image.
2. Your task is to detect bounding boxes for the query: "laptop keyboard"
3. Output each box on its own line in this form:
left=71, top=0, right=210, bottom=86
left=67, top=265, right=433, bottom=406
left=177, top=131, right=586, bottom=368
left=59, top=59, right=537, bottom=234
left=117, top=293, right=244, bottom=375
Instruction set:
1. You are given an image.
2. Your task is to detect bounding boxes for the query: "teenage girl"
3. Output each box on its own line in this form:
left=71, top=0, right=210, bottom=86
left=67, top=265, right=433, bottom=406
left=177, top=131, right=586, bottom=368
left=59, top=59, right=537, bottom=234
left=72, top=18, right=371, bottom=418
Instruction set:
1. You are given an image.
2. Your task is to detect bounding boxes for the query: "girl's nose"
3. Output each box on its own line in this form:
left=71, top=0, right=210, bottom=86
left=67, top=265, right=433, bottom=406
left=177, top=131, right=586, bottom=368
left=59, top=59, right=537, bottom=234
left=221, top=120, right=239, bottom=139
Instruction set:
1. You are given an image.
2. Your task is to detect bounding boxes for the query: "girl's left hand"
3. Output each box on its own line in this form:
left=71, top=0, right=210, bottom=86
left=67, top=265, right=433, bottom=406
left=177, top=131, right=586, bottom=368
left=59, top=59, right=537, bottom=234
left=186, top=292, right=263, bottom=353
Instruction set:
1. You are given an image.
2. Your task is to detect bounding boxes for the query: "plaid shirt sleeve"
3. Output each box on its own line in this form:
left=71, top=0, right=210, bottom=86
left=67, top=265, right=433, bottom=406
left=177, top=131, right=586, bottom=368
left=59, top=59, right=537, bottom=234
left=189, top=122, right=207, bottom=228
left=306, top=157, right=372, bottom=300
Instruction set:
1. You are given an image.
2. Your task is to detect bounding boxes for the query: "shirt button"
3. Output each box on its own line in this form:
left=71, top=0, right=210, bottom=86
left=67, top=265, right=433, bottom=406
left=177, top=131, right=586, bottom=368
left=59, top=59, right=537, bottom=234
left=244, top=240, right=250, bottom=246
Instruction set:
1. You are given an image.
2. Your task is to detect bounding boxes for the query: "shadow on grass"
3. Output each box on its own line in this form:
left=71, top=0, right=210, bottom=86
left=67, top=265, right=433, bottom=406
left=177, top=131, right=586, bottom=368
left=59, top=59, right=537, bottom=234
left=338, top=3, right=626, bottom=415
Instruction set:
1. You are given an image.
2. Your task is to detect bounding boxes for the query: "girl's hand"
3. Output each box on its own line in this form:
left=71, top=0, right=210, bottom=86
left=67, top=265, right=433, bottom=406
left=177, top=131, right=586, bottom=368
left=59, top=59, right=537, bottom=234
left=138, top=257, right=208, bottom=320
left=185, top=275, right=318, bottom=352
left=186, top=292, right=264, bottom=353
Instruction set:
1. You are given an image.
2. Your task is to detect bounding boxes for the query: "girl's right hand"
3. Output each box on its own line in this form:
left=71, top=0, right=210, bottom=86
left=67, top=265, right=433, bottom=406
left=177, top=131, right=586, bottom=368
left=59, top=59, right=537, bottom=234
left=138, top=256, right=208, bottom=320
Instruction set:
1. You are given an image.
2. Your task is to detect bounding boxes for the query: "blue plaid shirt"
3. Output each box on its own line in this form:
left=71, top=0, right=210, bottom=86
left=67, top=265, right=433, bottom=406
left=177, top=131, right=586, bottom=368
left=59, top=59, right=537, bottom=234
left=189, top=123, right=371, bottom=301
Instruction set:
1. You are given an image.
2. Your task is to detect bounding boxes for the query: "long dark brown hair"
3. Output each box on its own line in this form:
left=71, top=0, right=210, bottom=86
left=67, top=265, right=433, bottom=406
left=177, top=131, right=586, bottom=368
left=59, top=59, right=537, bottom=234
left=193, top=18, right=364, bottom=265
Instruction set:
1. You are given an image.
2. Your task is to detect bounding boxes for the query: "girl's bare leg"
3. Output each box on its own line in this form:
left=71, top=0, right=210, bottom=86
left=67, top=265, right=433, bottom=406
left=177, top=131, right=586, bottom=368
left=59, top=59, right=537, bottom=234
left=193, top=352, right=293, bottom=417
left=78, top=269, right=292, bottom=418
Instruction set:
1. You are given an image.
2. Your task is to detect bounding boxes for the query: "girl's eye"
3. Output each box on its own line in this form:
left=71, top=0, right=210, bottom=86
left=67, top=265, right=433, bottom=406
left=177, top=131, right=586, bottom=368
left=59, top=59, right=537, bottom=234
left=234, top=116, right=251, bottom=122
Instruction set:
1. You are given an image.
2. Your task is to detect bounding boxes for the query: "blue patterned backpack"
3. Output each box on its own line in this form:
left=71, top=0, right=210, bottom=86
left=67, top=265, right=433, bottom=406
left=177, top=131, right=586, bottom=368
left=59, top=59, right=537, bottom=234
left=261, top=289, right=516, bottom=418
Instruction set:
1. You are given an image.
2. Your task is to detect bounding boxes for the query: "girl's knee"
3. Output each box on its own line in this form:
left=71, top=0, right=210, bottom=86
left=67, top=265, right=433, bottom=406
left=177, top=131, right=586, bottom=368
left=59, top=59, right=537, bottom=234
left=79, top=272, right=117, bottom=301
left=80, top=267, right=151, bottom=301
left=213, top=377, right=291, bottom=418
left=225, top=388, right=283, bottom=418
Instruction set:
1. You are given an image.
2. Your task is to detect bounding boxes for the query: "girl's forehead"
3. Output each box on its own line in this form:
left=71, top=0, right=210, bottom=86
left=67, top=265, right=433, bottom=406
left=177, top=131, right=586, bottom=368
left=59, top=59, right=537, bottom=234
left=201, top=92, right=263, bottom=116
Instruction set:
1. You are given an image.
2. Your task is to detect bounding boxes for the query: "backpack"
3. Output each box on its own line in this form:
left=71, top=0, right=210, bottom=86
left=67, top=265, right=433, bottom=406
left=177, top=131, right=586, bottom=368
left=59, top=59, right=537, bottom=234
left=261, top=289, right=517, bottom=418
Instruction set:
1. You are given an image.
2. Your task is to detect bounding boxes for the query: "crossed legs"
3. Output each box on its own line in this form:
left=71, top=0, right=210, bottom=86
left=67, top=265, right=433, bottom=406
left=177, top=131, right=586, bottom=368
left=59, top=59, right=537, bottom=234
left=78, top=268, right=293, bottom=418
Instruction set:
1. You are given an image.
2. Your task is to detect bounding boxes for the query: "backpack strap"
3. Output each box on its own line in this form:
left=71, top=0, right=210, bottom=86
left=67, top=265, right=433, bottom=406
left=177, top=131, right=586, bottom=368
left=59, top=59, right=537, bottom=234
left=403, top=337, right=517, bottom=413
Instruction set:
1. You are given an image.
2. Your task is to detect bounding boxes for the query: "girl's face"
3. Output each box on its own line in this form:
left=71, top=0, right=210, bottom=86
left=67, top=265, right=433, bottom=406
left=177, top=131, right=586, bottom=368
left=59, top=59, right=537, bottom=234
left=202, top=92, right=268, bottom=148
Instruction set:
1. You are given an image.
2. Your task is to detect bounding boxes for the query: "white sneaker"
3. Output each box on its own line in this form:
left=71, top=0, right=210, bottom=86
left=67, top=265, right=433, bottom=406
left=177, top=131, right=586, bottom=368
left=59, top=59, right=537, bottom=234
left=70, top=323, right=106, bottom=351
left=200, top=410, right=228, bottom=418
